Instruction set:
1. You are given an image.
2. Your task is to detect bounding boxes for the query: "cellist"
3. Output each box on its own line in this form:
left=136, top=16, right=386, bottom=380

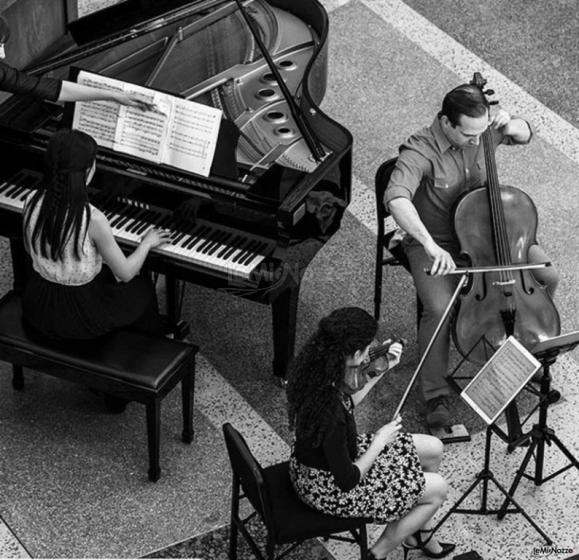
left=384, top=84, right=558, bottom=430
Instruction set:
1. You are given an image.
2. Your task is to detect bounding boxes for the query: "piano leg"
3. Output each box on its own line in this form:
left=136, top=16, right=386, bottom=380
left=271, top=281, right=300, bottom=382
left=164, top=275, right=190, bottom=340
left=166, top=275, right=179, bottom=328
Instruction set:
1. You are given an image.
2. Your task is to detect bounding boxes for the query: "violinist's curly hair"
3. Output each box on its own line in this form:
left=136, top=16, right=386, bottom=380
left=287, top=307, right=377, bottom=447
left=24, top=130, right=97, bottom=261
left=439, top=84, right=490, bottom=127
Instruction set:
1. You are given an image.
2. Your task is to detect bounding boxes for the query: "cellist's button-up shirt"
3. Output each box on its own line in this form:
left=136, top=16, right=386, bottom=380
left=384, top=116, right=531, bottom=250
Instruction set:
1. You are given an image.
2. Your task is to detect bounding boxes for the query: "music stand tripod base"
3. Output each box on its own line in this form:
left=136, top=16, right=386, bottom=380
left=429, top=424, right=471, bottom=444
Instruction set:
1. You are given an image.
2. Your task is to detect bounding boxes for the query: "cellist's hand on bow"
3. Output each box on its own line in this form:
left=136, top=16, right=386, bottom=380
left=424, top=239, right=456, bottom=276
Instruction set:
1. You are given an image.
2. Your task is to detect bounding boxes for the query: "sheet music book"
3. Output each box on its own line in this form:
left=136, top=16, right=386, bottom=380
left=461, top=336, right=540, bottom=425
left=531, top=330, right=579, bottom=356
left=71, top=70, right=222, bottom=177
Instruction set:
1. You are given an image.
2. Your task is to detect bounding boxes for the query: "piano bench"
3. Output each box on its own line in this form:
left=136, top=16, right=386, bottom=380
left=0, top=290, right=198, bottom=482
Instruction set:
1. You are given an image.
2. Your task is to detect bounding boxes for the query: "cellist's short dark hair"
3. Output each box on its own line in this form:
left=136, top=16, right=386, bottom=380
left=439, top=84, right=489, bottom=127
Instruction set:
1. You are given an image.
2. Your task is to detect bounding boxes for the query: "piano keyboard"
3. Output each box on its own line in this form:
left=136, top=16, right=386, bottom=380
left=0, top=170, right=272, bottom=280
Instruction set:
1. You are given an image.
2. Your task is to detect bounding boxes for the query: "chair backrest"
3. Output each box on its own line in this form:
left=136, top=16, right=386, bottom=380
left=374, top=156, right=398, bottom=223
left=222, top=423, right=274, bottom=531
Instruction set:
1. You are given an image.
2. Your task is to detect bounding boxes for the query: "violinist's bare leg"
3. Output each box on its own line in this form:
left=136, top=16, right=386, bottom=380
left=528, top=244, right=559, bottom=297
left=412, top=433, right=444, bottom=472
left=369, top=473, right=449, bottom=558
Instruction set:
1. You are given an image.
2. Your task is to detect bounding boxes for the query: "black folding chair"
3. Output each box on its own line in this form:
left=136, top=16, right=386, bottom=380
left=374, top=157, right=422, bottom=322
left=222, top=423, right=370, bottom=560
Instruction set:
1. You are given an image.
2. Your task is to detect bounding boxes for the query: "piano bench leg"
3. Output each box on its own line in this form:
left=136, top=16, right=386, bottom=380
left=146, top=399, right=161, bottom=482
left=12, top=365, right=24, bottom=390
left=181, top=365, right=194, bottom=444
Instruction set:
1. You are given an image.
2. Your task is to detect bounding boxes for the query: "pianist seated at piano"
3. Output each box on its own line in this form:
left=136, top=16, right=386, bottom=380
left=21, top=129, right=170, bottom=408
left=0, top=16, right=151, bottom=110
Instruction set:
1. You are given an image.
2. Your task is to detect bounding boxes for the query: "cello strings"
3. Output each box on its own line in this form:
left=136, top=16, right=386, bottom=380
left=483, top=129, right=513, bottom=288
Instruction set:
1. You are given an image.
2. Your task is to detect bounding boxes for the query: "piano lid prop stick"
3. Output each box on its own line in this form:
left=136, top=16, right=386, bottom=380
left=27, top=0, right=229, bottom=76
left=391, top=273, right=469, bottom=421
left=232, top=0, right=326, bottom=162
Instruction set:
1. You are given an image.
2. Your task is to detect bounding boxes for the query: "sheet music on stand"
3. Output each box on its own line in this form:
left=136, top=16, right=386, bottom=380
left=69, top=69, right=222, bottom=177
left=461, top=336, right=541, bottom=425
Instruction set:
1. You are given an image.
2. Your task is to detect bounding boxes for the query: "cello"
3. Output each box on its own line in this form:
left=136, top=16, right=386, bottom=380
left=391, top=74, right=560, bottom=435
left=452, top=72, right=560, bottom=365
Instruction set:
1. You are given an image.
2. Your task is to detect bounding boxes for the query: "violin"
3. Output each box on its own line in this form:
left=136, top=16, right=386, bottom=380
left=361, top=337, right=407, bottom=378
left=451, top=72, right=560, bottom=365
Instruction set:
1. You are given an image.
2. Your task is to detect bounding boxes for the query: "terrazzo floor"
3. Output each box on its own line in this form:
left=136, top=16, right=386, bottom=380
left=0, top=1, right=578, bottom=559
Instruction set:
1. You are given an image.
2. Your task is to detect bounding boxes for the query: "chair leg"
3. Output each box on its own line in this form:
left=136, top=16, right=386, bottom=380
left=12, top=365, right=24, bottom=390
left=359, top=524, right=368, bottom=559
left=374, top=244, right=384, bottom=320
left=146, top=399, right=161, bottom=482
left=229, top=476, right=240, bottom=560
left=181, top=358, right=194, bottom=444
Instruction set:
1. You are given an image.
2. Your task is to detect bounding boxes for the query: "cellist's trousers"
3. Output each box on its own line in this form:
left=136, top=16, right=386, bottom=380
left=405, top=243, right=459, bottom=404
left=405, top=242, right=559, bottom=405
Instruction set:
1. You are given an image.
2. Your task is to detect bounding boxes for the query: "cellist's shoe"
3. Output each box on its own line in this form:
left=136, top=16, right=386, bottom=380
left=424, top=396, right=450, bottom=429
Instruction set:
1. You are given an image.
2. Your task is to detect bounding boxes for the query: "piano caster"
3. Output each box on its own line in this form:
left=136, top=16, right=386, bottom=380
left=276, top=377, right=288, bottom=388
left=173, top=320, right=191, bottom=341
left=162, top=316, right=190, bottom=341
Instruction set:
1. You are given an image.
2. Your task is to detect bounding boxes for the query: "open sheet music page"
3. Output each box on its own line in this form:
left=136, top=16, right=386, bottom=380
left=164, top=96, right=222, bottom=176
left=114, top=83, right=172, bottom=163
left=461, top=336, right=540, bottom=425
left=71, top=70, right=222, bottom=176
left=71, top=71, right=123, bottom=149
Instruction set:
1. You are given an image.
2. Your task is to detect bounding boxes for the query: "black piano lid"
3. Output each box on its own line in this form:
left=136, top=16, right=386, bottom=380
left=1, top=0, right=352, bottom=228
left=68, top=0, right=216, bottom=45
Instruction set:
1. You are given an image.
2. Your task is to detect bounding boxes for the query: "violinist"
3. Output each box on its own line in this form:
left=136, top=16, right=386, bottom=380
left=287, top=307, right=455, bottom=560
left=384, top=84, right=559, bottom=429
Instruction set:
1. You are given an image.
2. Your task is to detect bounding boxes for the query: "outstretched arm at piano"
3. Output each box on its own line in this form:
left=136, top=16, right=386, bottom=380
left=88, top=209, right=170, bottom=282
left=58, top=81, right=154, bottom=110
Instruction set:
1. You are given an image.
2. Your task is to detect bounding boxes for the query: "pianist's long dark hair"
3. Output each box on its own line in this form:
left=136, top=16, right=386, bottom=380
left=24, top=129, right=97, bottom=261
left=287, top=307, right=377, bottom=447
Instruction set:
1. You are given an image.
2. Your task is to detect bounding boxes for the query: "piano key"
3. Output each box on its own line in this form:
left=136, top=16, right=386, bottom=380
left=183, top=225, right=211, bottom=250
left=0, top=170, right=271, bottom=280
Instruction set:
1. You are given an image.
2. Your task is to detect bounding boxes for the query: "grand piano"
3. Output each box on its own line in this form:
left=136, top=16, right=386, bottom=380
left=0, top=0, right=352, bottom=379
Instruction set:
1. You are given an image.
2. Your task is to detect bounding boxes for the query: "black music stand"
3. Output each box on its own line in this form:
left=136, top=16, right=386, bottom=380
left=496, top=331, right=579, bottom=519
left=446, top=335, right=526, bottom=445
left=431, top=337, right=552, bottom=544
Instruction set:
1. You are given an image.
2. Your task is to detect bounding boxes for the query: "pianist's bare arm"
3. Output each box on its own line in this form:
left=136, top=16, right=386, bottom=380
left=58, top=81, right=154, bottom=110
left=88, top=208, right=169, bottom=282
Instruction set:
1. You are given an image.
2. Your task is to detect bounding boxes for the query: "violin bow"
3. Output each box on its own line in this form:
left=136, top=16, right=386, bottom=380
left=391, top=273, right=469, bottom=421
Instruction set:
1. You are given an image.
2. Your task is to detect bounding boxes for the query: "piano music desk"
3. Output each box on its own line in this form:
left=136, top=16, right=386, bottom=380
left=0, top=290, right=198, bottom=482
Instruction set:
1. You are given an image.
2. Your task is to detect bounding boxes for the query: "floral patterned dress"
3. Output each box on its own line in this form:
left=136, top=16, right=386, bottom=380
left=289, top=395, right=425, bottom=523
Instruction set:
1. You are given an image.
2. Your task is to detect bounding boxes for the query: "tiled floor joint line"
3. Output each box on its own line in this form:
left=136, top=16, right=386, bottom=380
left=359, top=0, right=579, bottom=166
